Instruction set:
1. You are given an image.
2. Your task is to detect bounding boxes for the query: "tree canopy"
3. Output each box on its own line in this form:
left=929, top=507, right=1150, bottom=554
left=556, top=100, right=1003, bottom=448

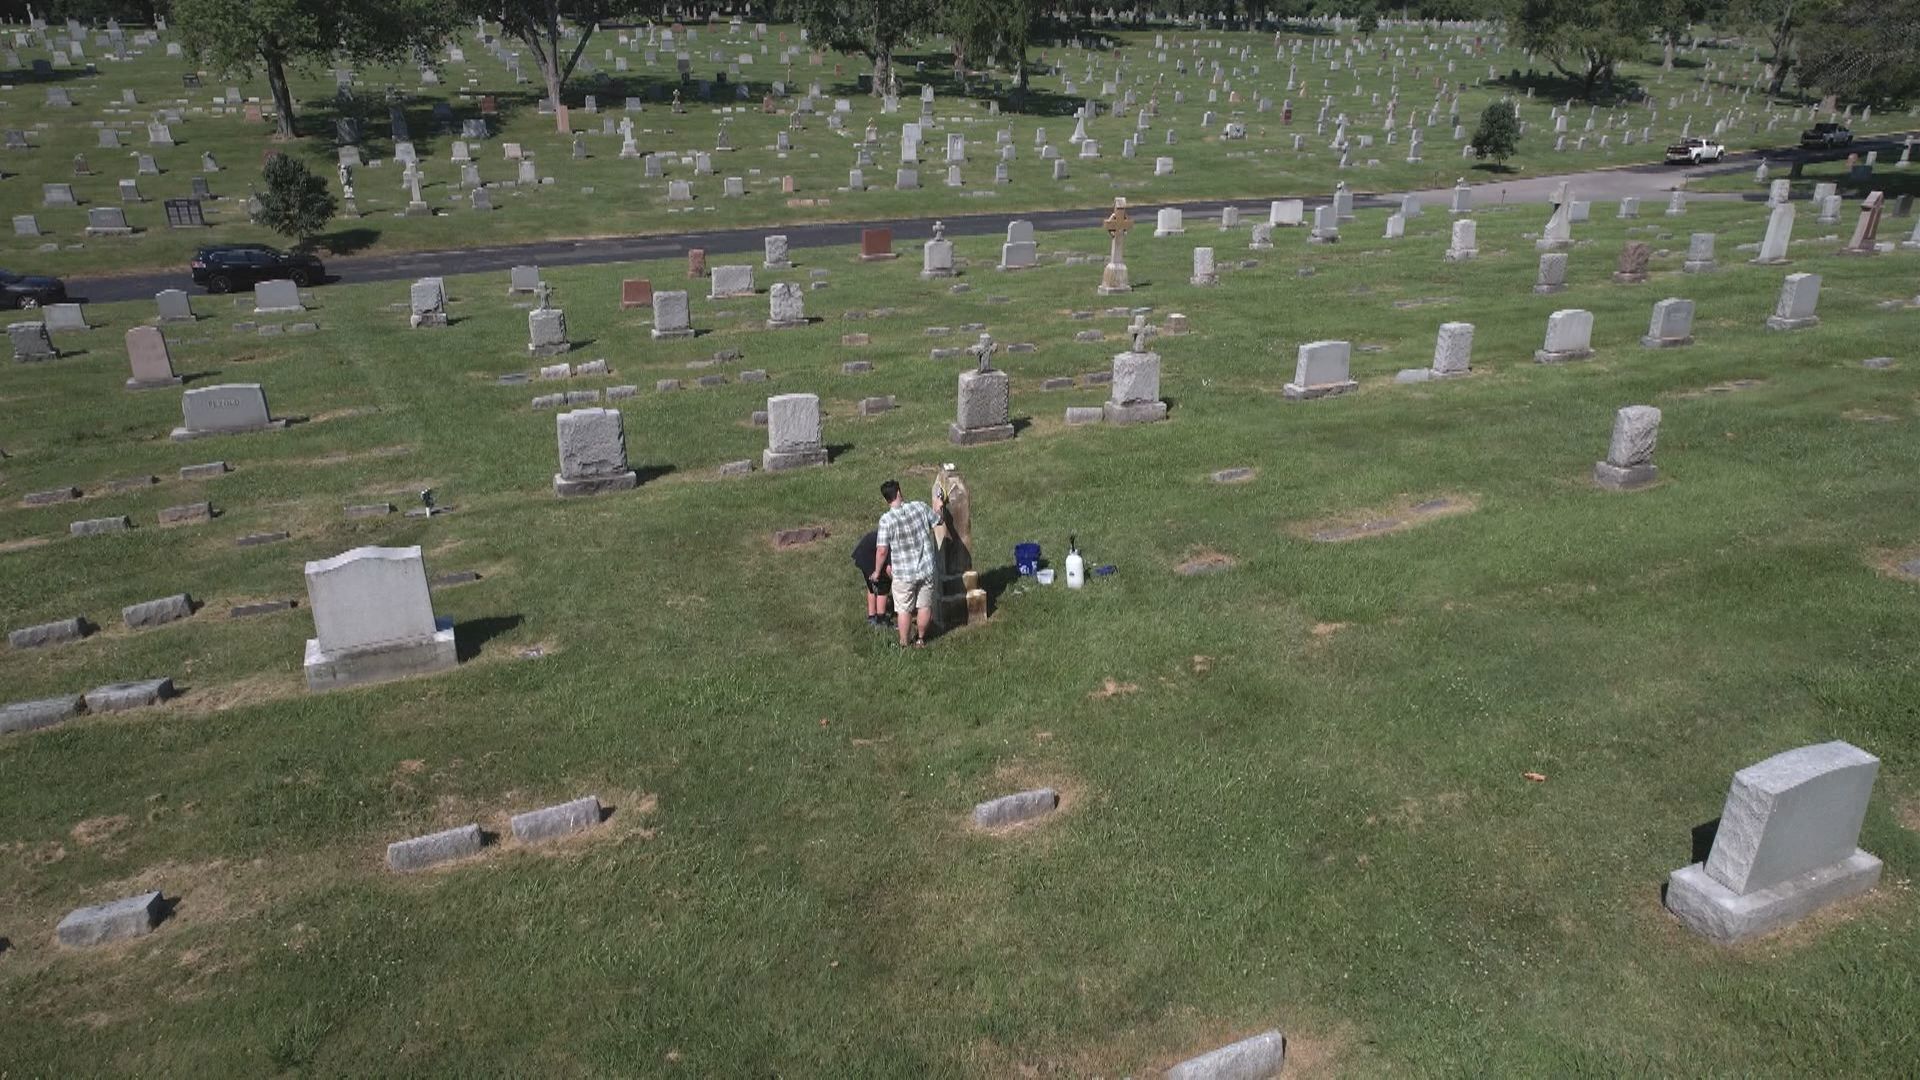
left=778, top=0, right=939, bottom=96
left=462, top=1, right=651, bottom=127
left=173, top=0, right=455, bottom=139
left=1510, top=0, right=1655, bottom=100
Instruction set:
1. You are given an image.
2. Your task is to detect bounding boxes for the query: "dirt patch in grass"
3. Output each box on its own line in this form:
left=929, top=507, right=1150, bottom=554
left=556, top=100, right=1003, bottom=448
left=307, top=405, right=382, bottom=425
left=969, top=1014, right=1358, bottom=1078
left=1375, top=791, right=1468, bottom=831
left=294, top=443, right=415, bottom=468
left=1669, top=378, right=1766, bottom=399
left=175, top=671, right=305, bottom=716
left=772, top=525, right=831, bottom=550
left=0, top=535, right=53, bottom=554
left=1842, top=408, right=1902, bottom=424
left=1088, top=677, right=1139, bottom=700
left=1866, top=548, right=1920, bottom=583
left=1311, top=622, right=1350, bottom=639
left=1898, top=796, right=1920, bottom=834
left=70, top=815, right=133, bottom=849
left=1174, top=547, right=1236, bottom=576
left=1292, top=493, right=1479, bottom=543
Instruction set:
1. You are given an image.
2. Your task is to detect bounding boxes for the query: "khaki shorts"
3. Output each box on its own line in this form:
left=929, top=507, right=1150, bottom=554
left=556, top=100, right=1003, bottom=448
left=891, top=575, right=934, bottom=613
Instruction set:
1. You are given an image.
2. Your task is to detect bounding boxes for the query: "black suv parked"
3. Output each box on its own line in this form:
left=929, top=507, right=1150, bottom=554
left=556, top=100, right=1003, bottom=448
left=190, top=245, right=326, bottom=293
left=0, top=268, right=68, bottom=309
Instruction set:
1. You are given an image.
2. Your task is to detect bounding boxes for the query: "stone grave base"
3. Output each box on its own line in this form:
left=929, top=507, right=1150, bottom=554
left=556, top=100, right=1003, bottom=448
left=1534, top=240, right=1572, bottom=252
left=859, top=252, right=898, bottom=262
left=1612, top=272, right=1649, bottom=284
left=170, top=419, right=287, bottom=442
left=1640, top=333, right=1694, bottom=349
left=1282, top=380, right=1358, bottom=401
left=405, top=202, right=433, bottom=217
left=1836, top=246, right=1878, bottom=258
left=949, top=422, right=1015, bottom=445
left=711, top=289, right=755, bottom=299
left=304, top=620, right=457, bottom=692
left=1533, top=348, right=1594, bottom=364
left=919, top=269, right=955, bottom=280
left=1103, top=401, right=1169, bottom=425
left=1308, top=233, right=1340, bottom=245
left=1665, top=850, right=1881, bottom=942
left=1153, top=228, right=1185, bottom=238
left=126, top=375, right=183, bottom=391
left=762, top=447, right=828, bottom=472
left=766, top=318, right=806, bottom=330
left=1593, top=461, right=1658, bottom=490
left=253, top=305, right=303, bottom=315
left=528, top=342, right=570, bottom=357
left=553, top=470, right=638, bottom=497
left=1189, top=275, right=1218, bottom=286
left=86, top=226, right=135, bottom=237
left=1748, top=257, right=1790, bottom=267
left=1683, top=261, right=1716, bottom=273
left=650, top=327, right=695, bottom=340
left=410, top=313, right=448, bottom=328
left=1532, top=284, right=1566, bottom=295
left=1765, top=315, right=1819, bottom=331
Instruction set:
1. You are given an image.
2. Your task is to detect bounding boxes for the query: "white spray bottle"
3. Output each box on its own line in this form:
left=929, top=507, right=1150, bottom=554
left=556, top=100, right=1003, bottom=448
left=1065, top=533, right=1086, bottom=590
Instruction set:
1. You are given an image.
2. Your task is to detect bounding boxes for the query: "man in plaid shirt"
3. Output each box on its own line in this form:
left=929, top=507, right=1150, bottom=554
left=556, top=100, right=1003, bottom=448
left=872, top=478, right=946, bottom=648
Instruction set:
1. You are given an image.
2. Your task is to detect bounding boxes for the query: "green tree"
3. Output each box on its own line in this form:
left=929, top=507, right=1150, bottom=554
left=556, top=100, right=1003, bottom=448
left=1797, top=0, right=1920, bottom=103
left=1358, top=6, right=1381, bottom=34
left=1730, top=0, right=1839, bottom=96
left=946, top=0, right=1043, bottom=97
left=1470, top=99, right=1521, bottom=165
left=172, top=0, right=455, bottom=139
left=253, top=152, right=337, bottom=248
left=778, top=0, right=938, bottom=97
left=1510, top=0, right=1654, bottom=100
left=463, top=1, right=644, bottom=130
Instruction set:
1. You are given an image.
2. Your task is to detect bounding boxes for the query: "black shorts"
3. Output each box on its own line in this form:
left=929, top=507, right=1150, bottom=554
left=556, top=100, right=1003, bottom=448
left=864, top=573, right=891, bottom=596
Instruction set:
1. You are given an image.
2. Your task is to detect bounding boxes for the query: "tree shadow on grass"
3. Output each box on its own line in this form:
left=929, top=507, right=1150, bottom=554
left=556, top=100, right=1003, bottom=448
left=1471, top=162, right=1518, bottom=175
left=979, top=564, right=1023, bottom=617
left=316, top=227, right=380, bottom=258
left=1489, top=71, right=1646, bottom=108
left=455, top=614, right=524, bottom=662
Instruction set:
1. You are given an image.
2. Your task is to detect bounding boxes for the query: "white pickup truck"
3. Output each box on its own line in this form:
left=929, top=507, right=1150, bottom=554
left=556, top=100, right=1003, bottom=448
left=1665, top=138, right=1726, bottom=165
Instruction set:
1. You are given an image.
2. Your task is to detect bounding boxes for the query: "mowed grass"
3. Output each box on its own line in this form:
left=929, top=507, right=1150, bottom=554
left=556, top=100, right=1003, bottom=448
left=4, top=23, right=1912, bottom=277
left=2, top=200, right=1919, bottom=1075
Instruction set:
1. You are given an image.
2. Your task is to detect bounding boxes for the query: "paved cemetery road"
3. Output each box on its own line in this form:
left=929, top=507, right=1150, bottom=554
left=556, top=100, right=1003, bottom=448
left=69, top=132, right=1916, bottom=306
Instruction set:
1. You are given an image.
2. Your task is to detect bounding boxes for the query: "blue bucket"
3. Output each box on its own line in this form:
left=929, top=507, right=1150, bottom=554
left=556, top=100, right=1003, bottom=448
left=1014, top=542, right=1042, bottom=576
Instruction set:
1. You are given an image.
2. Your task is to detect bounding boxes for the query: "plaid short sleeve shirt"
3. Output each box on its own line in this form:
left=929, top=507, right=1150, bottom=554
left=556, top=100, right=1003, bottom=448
left=877, top=500, right=939, bottom=581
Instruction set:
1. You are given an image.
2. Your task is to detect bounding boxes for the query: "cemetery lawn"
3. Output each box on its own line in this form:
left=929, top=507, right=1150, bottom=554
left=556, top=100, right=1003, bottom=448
left=7, top=26, right=1919, bottom=278
left=3, top=200, right=1919, bottom=1075
left=1687, top=158, right=1920, bottom=202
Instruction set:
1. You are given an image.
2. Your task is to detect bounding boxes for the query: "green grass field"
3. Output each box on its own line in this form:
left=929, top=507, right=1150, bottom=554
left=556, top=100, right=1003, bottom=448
left=1, top=197, right=1917, bottom=1074
left=4, top=21, right=1913, bottom=278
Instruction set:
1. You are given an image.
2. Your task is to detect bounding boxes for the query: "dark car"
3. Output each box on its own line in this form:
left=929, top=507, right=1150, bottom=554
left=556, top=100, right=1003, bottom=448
left=1800, top=122, right=1853, bottom=149
left=190, top=244, right=326, bottom=293
left=0, top=268, right=68, bottom=309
